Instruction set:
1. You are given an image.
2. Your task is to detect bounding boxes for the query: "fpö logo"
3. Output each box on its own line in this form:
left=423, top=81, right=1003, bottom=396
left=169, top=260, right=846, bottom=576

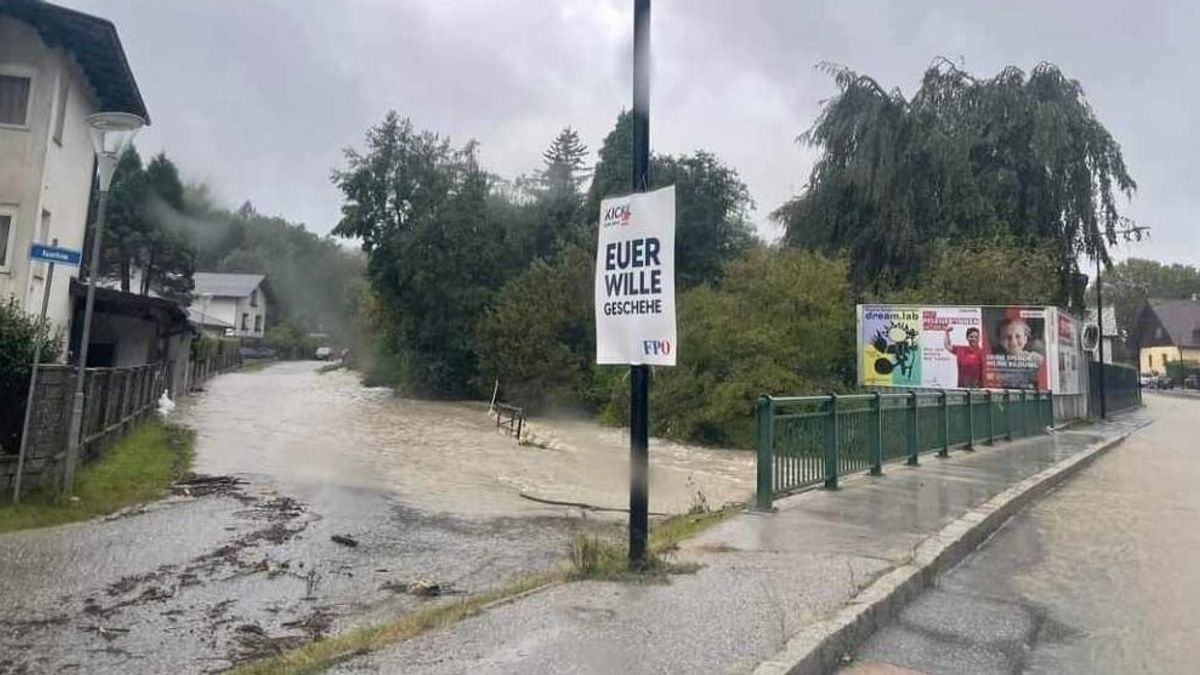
left=642, top=339, right=672, bottom=356
left=602, top=203, right=632, bottom=228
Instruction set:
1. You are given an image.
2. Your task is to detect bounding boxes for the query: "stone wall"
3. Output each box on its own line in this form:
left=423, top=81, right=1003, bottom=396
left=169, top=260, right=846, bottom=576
left=0, top=363, right=164, bottom=497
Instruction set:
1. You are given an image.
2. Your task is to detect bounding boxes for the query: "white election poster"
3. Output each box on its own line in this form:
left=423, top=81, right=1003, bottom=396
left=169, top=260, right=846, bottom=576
left=595, top=185, right=677, bottom=366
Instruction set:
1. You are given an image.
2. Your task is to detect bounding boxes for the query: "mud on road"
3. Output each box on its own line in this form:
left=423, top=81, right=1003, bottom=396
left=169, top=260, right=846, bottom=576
left=0, top=472, right=581, bottom=674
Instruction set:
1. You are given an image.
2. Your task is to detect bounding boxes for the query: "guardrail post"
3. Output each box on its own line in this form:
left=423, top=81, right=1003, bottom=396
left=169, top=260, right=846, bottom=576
left=823, top=394, right=839, bottom=489
left=755, top=396, right=774, bottom=511
left=986, top=390, right=995, bottom=445
left=870, top=391, right=883, bottom=476
left=1020, top=390, right=1029, bottom=436
left=1005, top=390, right=1013, bottom=441
left=938, top=390, right=950, bottom=458
left=1022, top=389, right=1032, bottom=437
left=906, top=390, right=919, bottom=466
left=966, top=389, right=975, bottom=450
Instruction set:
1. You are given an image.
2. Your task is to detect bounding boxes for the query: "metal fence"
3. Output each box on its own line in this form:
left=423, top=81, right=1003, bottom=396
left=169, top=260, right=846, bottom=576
left=494, top=403, right=526, bottom=440
left=1089, top=362, right=1142, bottom=416
left=79, top=363, right=169, bottom=462
left=755, top=389, right=1055, bottom=509
left=185, top=349, right=242, bottom=392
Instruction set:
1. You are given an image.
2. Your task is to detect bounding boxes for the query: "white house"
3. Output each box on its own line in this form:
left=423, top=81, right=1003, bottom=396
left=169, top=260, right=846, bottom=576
left=192, top=273, right=268, bottom=339
left=0, top=0, right=150, bottom=342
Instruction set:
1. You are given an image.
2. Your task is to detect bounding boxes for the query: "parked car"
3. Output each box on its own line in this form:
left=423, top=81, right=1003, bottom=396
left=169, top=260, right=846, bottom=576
left=314, top=346, right=333, bottom=360
left=1139, top=374, right=1154, bottom=388
left=1184, top=374, right=1200, bottom=390
left=240, top=345, right=278, bottom=360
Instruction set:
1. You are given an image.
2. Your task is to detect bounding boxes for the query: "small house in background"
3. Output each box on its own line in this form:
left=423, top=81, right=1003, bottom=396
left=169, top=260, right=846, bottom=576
left=191, top=272, right=267, bottom=339
left=1135, top=297, right=1200, bottom=376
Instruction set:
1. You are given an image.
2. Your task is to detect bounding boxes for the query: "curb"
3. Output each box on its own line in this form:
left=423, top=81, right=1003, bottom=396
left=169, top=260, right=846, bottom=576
left=752, top=425, right=1142, bottom=675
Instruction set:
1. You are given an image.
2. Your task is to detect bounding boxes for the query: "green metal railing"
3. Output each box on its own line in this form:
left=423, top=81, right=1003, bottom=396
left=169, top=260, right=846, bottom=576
left=755, top=389, right=1055, bottom=510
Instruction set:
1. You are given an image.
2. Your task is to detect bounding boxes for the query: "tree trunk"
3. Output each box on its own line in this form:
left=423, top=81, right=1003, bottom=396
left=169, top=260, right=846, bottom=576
left=120, top=253, right=131, bottom=293
left=142, top=246, right=157, bottom=295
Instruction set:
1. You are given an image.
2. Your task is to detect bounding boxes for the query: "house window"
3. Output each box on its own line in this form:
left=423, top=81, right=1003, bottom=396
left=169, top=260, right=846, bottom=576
left=254, top=315, right=262, bottom=332
left=52, top=75, right=69, bottom=145
left=250, top=289, right=258, bottom=307
left=0, top=210, right=15, bottom=269
left=241, top=313, right=249, bottom=330
left=0, top=74, right=32, bottom=126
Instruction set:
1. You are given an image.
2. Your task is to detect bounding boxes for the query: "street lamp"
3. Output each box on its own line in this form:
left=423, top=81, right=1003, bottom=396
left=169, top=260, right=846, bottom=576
left=62, top=111, right=146, bottom=494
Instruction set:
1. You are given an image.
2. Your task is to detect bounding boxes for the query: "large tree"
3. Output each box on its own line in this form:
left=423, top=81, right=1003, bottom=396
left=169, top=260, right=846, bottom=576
left=775, top=60, right=1136, bottom=305
left=332, top=112, right=510, bottom=396
left=527, top=127, right=590, bottom=260
left=587, top=111, right=756, bottom=289
left=99, top=148, right=194, bottom=299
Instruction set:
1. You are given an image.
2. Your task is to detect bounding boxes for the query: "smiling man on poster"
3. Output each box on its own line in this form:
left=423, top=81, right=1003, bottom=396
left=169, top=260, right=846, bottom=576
left=595, top=185, right=677, bottom=366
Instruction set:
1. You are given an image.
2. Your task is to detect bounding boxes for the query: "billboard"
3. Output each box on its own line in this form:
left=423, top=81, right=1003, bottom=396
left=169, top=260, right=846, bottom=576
left=859, top=305, right=1065, bottom=391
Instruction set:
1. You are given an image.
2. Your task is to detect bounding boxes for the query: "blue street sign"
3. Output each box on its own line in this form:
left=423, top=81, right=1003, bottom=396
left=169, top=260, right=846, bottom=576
left=29, top=243, right=82, bottom=267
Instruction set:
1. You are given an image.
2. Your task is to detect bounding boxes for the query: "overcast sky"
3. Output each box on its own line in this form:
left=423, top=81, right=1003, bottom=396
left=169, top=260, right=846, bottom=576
left=65, top=0, right=1198, bottom=265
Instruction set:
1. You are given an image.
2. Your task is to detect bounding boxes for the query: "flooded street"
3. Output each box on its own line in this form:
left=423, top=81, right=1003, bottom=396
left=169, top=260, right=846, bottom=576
left=0, top=361, right=752, bottom=673
left=852, top=393, right=1200, bottom=674
left=179, top=361, right=753, bottom=516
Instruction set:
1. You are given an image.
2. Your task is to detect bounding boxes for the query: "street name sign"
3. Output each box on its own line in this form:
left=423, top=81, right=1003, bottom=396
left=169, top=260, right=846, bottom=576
left=29, top=243, right=82, bottom=267
left=595, top=185, right=677, bottom=366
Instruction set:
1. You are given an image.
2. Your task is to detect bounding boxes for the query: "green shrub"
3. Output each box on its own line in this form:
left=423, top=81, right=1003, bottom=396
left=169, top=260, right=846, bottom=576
left=0, top=299, right=61, bottom=454
left=607, top=247, right=854, bottom=447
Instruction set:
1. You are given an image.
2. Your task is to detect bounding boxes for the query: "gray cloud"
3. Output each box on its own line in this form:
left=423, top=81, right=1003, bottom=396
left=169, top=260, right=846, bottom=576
left=65, top=0, right=1197, bottom=264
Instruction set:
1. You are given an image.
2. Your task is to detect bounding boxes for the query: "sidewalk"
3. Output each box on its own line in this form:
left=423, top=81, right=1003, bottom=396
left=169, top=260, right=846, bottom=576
left=333, top=413, right=1148, bottom=675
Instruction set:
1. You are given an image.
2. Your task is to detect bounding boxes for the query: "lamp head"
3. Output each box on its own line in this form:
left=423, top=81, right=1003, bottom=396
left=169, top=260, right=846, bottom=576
left=87, top=112, right=146, bottom=191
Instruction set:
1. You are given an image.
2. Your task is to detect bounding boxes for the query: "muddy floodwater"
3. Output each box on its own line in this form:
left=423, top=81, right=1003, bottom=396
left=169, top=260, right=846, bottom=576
left=178, top=361, right=754, bottom=516
left=0, top=361, right=753, bottom=673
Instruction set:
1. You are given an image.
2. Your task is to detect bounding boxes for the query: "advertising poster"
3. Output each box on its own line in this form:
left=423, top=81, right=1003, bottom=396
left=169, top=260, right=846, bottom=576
left=594, top=185, right=677, bottom=366
left=981, top=307, right=1048, bottom=390
left=1055, top=311, right=1082, bottom=395
left=861, top=306, right=922, bottom=387
left=857, top=304, right=1059, bottom=391
left=921, top=307, right=985, bottom=389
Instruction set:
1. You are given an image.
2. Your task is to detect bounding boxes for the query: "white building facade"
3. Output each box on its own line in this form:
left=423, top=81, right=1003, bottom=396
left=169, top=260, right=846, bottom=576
left=0, top=1, right=150, bottom=347
left=192, top=273, right=268, bottom=339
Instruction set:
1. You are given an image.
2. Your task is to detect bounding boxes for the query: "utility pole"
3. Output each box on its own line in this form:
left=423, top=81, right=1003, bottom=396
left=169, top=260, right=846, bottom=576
left=65, top=112, right=145, bottom=495
left=1093, top=220, right=1150, bottom=420
left=1096, top=255, right=1107, bottom=419
left=13, top=239, right=62, bottom=503
left=629, top=0, right=651, bottom=567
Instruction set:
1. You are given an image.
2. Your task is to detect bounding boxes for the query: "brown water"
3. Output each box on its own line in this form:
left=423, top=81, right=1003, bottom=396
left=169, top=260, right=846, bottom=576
left=174, top=361, right=754, bottom=518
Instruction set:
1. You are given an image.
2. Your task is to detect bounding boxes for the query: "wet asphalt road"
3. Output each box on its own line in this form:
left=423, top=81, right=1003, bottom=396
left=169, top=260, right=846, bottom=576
left=0, top=361, right=750, bottom=673
left=847, top=393, right=1199, bottom=675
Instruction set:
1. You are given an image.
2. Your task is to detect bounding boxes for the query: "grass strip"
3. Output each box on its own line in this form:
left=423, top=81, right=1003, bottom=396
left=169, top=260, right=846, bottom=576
left=229, top=571, right=562, bottom=675
left=0, top=421, right=194, bottom=535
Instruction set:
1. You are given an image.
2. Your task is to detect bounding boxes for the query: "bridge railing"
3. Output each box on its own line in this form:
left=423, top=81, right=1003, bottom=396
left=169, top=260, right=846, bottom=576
left=755, top=388, right=1054, bottom=510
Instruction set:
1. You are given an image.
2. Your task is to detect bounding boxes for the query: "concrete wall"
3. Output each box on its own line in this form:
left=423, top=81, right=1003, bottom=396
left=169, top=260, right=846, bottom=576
left=0, top=16, right=99, bottom=343
left=1140, top=345, right=1200, bottom=375
left=88, top=313, right=155, bottom=367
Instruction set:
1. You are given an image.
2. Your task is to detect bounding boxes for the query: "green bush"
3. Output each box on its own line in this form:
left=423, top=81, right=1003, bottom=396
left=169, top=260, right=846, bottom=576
left=474, top=244, right=599, bottom=411
left=607, top=247, right=854, bottom=447
left=0, top=299, right=61, bottom=454
left=265, top=322, right=317, bottom=359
